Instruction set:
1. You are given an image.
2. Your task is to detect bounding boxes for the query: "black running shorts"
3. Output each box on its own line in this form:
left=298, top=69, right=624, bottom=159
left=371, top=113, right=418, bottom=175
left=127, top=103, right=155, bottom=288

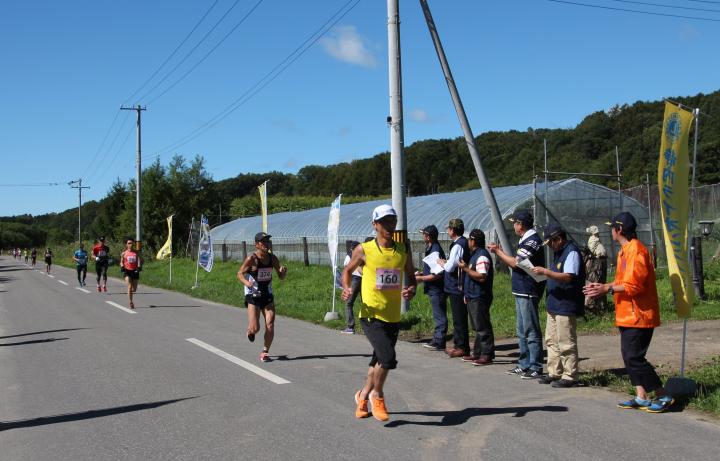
left=361, top=318, right=400, bottom=370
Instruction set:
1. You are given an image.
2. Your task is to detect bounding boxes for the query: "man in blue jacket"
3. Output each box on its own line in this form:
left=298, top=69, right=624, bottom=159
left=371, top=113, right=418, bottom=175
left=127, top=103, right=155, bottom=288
left=533, top=224, right=585, bottom=387
left=439, top=218, right=470, bottom=358
left=459, top=229, right=495, bottom=365
left=488, top=210, right=545, bottom=379
left=415, top=225, right=448, bottom=351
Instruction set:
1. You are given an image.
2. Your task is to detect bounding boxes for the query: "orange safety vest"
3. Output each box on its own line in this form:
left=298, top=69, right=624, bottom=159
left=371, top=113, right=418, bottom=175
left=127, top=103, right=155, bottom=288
left=613, top=239, right=660, bottom=328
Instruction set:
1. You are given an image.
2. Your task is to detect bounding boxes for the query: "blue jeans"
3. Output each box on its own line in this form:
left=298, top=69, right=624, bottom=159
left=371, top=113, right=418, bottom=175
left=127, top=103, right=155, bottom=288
left=515, top=296, right=543, bottom=372
left=428, top=292, right=448, bottom=347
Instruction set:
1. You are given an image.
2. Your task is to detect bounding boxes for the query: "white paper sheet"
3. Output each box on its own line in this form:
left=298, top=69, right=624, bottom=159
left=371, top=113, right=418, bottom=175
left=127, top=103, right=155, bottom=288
left=517, top=258, right=547, bottom=282
left=422, top=251, right=444, bottom=275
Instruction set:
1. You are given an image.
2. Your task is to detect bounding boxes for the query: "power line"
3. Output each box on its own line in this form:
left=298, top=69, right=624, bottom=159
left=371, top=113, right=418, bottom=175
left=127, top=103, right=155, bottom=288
left=80, top=109, right=122, bottom=180
left=84, top=111, right=134, bottom=187
left=608, top=0, right=720, bottom=13
left=152, top=0, right=362, bottom=156
left=145, top=0, right=265, bottom=105
left=122, top=0, right=221, bottom=106
left=135, top=0, right=249, bottom=104
left=87, top=123, right=135, bottom=189
left=547, top=0, right=720, bottom=21
left=0, top=183, right=59, bottom=187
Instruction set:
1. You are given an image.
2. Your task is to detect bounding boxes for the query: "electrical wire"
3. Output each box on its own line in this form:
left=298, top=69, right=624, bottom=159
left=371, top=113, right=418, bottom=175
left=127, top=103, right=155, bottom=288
left=146, top=0, right=265, bottom=105
left=151, top=0, right=362, bottom=157
left=608, top=0, right=720, bottom=13
left=79, top=109, right=122, bottom=180
left=0, top=183, right=60, bottom=187
left=547, top=0, right=720, bottom=21
left=122, top=0, right=221, bottom=106
left=134, top=0, right=252, bottom=104
left=87, top=123, right=135, bottom=189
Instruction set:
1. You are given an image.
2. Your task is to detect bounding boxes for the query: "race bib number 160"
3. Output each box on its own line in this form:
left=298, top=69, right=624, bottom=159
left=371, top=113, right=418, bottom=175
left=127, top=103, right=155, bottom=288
left=376, top=268, right=401, bottom=290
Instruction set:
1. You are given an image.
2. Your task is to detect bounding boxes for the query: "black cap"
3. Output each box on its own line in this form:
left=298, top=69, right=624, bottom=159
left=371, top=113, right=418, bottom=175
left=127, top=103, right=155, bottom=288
left=542, top=223, right=565, bottom=245
left=421, top=224, right=439, bottom=239
left=254, top=232, right=272, bottom=243
left=606, top=212, right=637, bottom=234
left=468, top=229, right=486, bottom=244
left=509, top=210, right=533, bottom=228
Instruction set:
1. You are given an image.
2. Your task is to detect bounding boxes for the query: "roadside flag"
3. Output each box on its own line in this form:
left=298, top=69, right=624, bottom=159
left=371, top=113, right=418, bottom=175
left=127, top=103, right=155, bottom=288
left=198, top=215, right=214, bottom=273
left=258, top=181, right=268, bottom=233
left=327, top=194, right=342, bottom=271
left=658, top=101, right=694, bottom=317
left=156, top=215, right=173, bottom=260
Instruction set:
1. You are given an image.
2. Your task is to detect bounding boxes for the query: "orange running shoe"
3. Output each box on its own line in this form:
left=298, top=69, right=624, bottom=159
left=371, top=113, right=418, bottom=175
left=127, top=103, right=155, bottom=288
left=354, top=390, right=369, bottom=418
left=369, top=394, right=389, bottom=421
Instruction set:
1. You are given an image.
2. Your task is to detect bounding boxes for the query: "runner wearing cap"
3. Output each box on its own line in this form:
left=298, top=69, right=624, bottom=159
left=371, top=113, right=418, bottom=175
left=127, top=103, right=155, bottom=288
left=120, top=237, right=143, bottom=309
left=342, top=204, right=417, bottom=422
left=237, top=232, right=288, bottom=362
left=584, top=212, right=674, bottom=412
left=92, top=237, right=111, bottom=292
left=73, top=243, right=89, bottom=287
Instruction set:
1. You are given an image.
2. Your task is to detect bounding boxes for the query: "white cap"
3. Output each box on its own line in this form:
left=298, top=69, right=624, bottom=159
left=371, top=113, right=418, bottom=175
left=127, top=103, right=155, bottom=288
left=372, top=204, right=397, bottom=221
left=586, top=225, right=599, bottom=235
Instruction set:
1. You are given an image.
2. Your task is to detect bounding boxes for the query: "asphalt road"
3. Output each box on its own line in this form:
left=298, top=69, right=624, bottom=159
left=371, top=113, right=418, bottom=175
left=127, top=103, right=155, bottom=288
left=1, top=256, right=718, bottom=461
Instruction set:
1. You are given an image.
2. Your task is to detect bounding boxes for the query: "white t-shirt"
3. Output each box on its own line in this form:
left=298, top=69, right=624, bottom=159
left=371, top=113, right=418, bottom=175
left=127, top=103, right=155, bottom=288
left=343, top=254, right=362, bottom=277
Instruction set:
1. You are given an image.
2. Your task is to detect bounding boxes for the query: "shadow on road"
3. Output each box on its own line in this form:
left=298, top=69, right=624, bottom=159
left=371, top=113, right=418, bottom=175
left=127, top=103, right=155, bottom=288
left=0, top=396, right=200, bottom=431
left=385, top=405, right=568, bottom=427
left=0, top=338, right=69, bottom=347
left=145, top=305, right=202, bottom=308
left=0, top=328, right=89, bottom=340
left=275, top=353, right=372, bottom=361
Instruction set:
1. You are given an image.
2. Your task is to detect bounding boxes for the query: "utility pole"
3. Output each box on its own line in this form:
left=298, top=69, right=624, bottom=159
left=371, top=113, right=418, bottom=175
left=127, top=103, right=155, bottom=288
left=419, top=0, right=511, bottom=255
left=387, top=0, right=409, bottom=313
left=121, top=105, right=146, bottom=250
left=68, top=178, right=90, bottom=243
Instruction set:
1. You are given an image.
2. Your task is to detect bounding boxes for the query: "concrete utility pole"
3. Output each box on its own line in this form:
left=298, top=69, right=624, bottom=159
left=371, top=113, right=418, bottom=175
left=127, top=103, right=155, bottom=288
left=387, top=0, right=409, bottom=313
left=68, top=178, right=90, bottom=243
left=418, top=0, right=512, bottom=254
left=121, top=105, right=146, bottom=250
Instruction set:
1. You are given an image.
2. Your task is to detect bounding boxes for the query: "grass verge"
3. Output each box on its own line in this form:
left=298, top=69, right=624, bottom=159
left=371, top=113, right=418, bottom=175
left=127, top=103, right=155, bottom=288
left=578, top=356, right=720, bottom=418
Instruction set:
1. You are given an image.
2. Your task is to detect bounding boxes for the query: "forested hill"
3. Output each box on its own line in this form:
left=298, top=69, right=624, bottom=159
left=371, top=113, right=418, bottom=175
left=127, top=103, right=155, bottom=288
left=4, top=89, right=719, bottom=250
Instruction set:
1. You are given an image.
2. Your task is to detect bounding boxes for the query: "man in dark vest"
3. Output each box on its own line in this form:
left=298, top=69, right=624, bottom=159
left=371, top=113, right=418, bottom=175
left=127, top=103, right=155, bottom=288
left=415, top=225, right=448, bottom=351
left=488, top=210, right=545, bottom=379
left=439, top=218, right=471, bottom=358
left=459, top=229, right=495, bottom=365
left=532, top=224, right=585, bottom=387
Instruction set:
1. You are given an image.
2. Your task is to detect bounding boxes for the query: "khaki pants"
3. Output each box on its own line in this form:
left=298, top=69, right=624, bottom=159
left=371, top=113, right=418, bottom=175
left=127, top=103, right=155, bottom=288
left=545, top=313, right=578, bottom=381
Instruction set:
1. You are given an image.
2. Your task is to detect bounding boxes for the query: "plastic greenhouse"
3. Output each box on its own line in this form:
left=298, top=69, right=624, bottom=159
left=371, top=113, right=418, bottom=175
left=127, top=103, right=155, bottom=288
left=211, top=178, right=654, bottom=267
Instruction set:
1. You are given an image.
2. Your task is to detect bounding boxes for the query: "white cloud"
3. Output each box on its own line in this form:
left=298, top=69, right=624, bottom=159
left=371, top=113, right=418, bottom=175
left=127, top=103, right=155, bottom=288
left=409, top=109, right=430, bottom=123
left=320, top=25, right=377, bottom=68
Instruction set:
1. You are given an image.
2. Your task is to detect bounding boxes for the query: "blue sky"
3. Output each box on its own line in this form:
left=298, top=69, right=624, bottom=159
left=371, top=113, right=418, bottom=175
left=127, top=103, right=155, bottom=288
left=2, top=0, right=719, bottom=216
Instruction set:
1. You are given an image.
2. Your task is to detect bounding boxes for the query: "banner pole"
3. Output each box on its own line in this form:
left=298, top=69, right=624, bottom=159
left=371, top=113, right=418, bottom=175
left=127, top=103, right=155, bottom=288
left=192, top=217, right=201, bottom=289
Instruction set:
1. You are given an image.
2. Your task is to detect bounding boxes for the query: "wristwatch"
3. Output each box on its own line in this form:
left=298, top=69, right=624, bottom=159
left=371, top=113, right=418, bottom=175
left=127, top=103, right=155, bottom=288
left=608, top=285, right=615, bottom=295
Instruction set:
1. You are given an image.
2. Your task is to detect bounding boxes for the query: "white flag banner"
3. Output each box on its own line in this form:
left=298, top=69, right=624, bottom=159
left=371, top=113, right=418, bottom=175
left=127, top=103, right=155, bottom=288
left=198, top=215, right=214, bottom=273
left=327, top=195, right=341, bottom=271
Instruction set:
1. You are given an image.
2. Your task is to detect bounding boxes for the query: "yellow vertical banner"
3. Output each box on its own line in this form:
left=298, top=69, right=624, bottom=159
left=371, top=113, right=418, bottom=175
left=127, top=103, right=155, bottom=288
left=156, top=215, right=173, bottom=260
left=258, top=181, right=268, bottom=233
left=658, top=101, right=694, bottom=318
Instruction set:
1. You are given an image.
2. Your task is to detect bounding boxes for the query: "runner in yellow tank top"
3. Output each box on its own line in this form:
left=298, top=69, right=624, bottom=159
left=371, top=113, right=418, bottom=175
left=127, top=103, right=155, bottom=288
left=342, top=204, right=417, bottom=422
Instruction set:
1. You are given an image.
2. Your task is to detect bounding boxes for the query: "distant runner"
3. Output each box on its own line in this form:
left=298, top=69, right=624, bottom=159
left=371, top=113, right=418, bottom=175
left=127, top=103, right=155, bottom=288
left=31, top=248, right=37, bottom=268
left=73, top=243, right=89, bottom=287
left=44, top=248, right=53, bottom=274
left=120, top=238, right=142, bottom=309
left=92, top=237, right=110, bottom=292
left=237, top=232, right=288, bottom=363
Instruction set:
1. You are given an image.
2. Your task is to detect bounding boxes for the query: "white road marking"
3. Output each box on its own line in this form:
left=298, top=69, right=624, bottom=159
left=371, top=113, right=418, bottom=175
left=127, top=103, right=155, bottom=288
left=186, top=338, right=291, bottom=385
left=106, top=300, right=137, bottom=314
left=58, top=280, right=69, bottom=286
left=75, top=287, right=91, bottom=294
left=47, top=274, right=55, bottom=278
